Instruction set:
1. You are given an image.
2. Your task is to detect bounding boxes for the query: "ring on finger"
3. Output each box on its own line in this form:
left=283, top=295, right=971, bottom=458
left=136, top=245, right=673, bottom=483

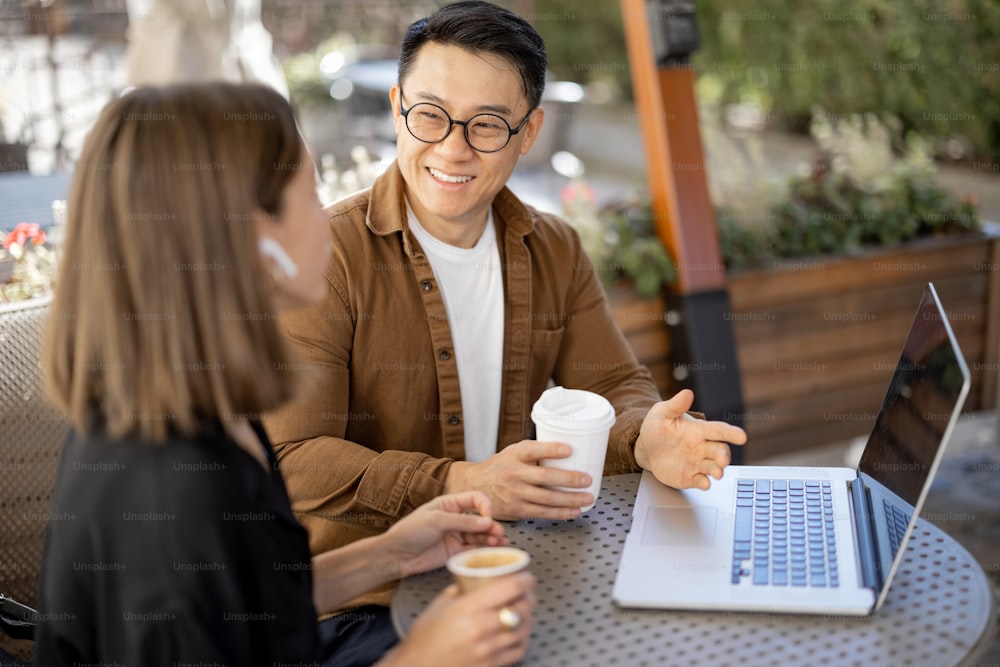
left=498, top=606, right=522, bottom=631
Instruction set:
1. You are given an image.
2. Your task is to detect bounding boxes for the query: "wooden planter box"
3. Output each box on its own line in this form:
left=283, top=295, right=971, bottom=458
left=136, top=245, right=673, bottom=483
left=608, top=232, right=1000, bottom=462
left=726, top=232, right=1000, bottom=461
left=607, top=282, right=678, bottom=399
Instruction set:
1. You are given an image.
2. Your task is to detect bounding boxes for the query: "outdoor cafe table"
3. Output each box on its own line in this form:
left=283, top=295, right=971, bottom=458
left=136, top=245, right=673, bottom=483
left=391, top=473, right=997, bottom=667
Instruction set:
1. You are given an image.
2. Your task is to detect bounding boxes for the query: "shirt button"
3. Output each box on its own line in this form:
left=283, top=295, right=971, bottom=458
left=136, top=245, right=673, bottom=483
left=439, top=350, right=451, bottom=361
left=448, top=414, right=460, bottom=425
left=421, top=280, right=433, bottom=291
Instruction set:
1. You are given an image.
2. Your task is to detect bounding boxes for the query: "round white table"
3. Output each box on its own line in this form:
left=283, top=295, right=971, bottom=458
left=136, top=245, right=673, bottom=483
left=392, top=473, right=997, bottom=667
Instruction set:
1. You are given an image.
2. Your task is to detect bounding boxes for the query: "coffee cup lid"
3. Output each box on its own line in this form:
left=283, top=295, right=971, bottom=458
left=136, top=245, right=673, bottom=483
left=530, top=386, right=615, bottom=434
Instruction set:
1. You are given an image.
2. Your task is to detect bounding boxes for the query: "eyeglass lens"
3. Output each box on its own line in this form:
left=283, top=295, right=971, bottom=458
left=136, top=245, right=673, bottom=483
left=405, top=103, right=512, bottom=152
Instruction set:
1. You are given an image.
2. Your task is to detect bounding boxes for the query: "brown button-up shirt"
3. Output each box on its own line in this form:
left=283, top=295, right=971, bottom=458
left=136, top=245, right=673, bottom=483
left=264, top=162, right=661, bottom=609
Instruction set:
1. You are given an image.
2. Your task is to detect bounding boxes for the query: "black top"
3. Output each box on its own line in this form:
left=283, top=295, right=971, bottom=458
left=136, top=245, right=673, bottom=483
left=34, top=420, right=322, bottom=666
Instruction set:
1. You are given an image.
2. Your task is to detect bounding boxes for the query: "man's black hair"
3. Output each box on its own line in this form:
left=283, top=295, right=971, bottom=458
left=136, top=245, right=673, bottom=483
left=398, top=0, right=547, bottom=110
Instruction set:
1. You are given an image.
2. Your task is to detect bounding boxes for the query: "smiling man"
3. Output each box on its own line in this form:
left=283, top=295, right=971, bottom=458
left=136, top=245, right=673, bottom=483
left=265, top=1, right=745, bottom=659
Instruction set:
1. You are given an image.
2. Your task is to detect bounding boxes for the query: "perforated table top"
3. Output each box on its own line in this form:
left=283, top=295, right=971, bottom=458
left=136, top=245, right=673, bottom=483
left=392, top=473, right=997, bottom=667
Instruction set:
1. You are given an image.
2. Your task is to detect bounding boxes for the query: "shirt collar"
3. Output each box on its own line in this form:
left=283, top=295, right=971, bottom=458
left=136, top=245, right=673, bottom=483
left=365, top=161, right=536, bottom=257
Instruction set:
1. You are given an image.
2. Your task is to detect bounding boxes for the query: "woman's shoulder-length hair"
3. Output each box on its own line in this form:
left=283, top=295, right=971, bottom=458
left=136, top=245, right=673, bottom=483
left=43, top=82, right=307, bottom=441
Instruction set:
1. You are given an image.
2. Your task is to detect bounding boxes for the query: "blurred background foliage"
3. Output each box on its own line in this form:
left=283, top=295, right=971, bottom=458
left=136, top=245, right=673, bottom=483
left=269, top=0, right=999, bottom=162
left=267, top=0, right=995, bottom=277
left=694, top=0, right=1000, bottom=163
left=532, top=0, right=1000, bottom=164
left=716, top=111, right=981, bottom=270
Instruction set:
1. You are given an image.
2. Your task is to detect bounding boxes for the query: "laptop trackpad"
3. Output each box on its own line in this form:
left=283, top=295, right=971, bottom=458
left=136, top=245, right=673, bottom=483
left=641, top=506, right=717, bottom=547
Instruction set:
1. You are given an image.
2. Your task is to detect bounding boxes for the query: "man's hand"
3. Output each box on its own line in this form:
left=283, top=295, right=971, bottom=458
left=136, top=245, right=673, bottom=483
left=445, top=441, right=593, bottom=521
left=634, top=389, right=747, bottom=490
left=378, top=492, right=508, bottom=579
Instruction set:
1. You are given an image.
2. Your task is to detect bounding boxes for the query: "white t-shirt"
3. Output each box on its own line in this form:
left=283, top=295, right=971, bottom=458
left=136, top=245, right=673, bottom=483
left=407, top=202, right=505, bottom=463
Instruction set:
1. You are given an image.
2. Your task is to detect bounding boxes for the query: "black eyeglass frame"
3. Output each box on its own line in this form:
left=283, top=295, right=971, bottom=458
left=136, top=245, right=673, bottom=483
left=398, top=90, right=535, bottom=154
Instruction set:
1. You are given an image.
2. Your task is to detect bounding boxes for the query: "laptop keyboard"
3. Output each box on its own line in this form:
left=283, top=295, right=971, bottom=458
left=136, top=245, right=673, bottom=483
left=731, top=479, right=839, bottom=588
left=883, top=498, right=912, bottom=555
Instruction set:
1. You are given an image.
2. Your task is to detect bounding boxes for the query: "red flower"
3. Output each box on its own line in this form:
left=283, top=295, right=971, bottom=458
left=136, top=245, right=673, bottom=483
left=2, top=223, right=46, bottom=250
left=560, top=180, right=597, bottom=206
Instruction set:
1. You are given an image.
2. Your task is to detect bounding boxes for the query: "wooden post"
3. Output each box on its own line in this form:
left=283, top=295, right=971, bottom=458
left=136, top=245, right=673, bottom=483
left=619, top=0, right=724, bottom=292
left=619, top=0, right=746, bottom=460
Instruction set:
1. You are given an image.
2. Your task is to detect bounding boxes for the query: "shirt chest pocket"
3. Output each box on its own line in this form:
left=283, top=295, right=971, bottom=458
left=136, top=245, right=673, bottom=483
left=529, top=326, right=565, bottom=380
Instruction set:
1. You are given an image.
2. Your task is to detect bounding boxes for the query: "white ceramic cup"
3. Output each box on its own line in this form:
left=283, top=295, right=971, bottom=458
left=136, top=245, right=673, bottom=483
left=531, top=386, right=616, bottom=512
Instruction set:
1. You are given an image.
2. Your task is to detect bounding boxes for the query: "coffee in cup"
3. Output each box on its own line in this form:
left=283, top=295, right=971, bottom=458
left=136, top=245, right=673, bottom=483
left=531, top=386, right=615, bottom=512
left=446, top=547, right=532, bottom=594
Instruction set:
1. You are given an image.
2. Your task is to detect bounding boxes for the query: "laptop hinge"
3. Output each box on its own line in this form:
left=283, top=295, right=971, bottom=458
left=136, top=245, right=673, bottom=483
left=849, top=478, right=882, bottom=592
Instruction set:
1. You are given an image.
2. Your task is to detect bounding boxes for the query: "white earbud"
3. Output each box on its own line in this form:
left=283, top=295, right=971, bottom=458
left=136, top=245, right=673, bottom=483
left=258, top=236, right=299, bottom=280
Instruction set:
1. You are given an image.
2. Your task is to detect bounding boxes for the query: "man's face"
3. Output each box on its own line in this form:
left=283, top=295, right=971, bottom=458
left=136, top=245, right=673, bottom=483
left=390, top=41, right=544, bottom=242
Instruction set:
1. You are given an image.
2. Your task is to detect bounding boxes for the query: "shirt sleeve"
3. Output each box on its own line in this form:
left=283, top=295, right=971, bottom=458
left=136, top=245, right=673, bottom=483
left=548, top=224, right=663, bottom=476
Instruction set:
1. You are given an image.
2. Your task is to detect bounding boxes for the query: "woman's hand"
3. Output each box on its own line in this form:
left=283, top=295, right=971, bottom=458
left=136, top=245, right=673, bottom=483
left=377, top=572, right=536, bottom=667
left=376, top=491, right=509, bottom=580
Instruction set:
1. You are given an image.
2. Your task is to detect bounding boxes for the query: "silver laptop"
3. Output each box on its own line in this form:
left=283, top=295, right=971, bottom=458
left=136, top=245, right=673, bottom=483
left=613, top=283, right=970, bottom=615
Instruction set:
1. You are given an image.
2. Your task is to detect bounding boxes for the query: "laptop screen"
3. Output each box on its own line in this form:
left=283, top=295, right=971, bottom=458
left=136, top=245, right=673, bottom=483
left=857, top=285, right=970, bottom=507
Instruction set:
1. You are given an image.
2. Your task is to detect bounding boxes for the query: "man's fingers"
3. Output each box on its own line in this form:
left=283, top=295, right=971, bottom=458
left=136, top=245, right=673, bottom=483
left=710, top=423, right=747, bottom=445
left=485, top=441, right=597, bottom=520
left=698, top=457, right=724, bottom=480
left=522, top=463, right=591, bottom=490
left=649, top=392, right=747, bottom=446
left=710, top=442, right=732, bottom=467
left=690, top=420, right=747, bottom=447
left=515, top=482, right=593, bottom=510
left=510, top=439, right=573, bottom=464
left=657, top=389, right=695, bottom=420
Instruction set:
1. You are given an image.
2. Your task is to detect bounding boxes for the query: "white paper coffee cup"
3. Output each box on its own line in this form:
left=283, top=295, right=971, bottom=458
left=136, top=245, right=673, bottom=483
left=531, top=386, right=615, bottom=512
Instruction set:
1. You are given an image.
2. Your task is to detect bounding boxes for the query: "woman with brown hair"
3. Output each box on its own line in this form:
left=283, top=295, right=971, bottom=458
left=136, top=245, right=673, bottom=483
left=35, top=82, right=535, bottom=667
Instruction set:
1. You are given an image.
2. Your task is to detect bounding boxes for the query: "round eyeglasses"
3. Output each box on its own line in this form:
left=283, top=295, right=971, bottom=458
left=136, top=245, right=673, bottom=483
left=399, top=92, right=534, bottom=153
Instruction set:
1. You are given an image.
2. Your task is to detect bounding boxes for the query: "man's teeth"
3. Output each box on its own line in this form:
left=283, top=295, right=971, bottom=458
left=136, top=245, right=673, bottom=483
left=429, top=168, right=472, bottom=184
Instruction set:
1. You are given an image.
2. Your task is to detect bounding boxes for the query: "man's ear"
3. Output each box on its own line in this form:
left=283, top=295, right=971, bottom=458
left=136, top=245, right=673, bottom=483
left=389, top=85, right=403, bottom=134
left=518, top=106, right=545, bottom=156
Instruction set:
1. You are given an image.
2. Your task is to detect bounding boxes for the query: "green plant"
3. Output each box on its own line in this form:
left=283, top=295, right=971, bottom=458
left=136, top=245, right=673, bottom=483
left=1, top=222, right=59, bottom=302
left=716, top=208, right=776, bottom=271
left=283, top=52, right=333, bottom=107
left=562, top=181, right=676, bottom=299
left=530, top=1, right=632, bottom=101
left=565, top=108, right=979, bottom=289
left=607, top=217, right=677, bottom=298
left=282, top=35, right=362, bottom=108
left=693, top=0, right=1000, bottom=163
left=718, top=110, right=980, bottom=269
